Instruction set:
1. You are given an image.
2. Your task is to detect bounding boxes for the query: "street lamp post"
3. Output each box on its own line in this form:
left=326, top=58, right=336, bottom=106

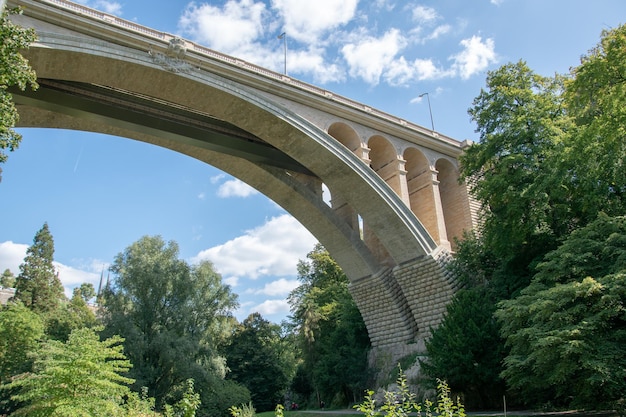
left=278, top=32, right=287, bottom=75
left=418, top=92, right=435, bottom=131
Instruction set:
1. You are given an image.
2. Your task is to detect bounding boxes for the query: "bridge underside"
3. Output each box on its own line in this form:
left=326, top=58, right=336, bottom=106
left=8, top=0, right=468, bottom=350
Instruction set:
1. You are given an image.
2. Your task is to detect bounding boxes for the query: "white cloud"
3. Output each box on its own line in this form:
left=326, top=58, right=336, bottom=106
left=273, top=0, right=358, bottom=44
left=384, top=56, right=446, bottom=85
left=286, top=47, right=345, bottom=84
left=411, top=5, right=438, bottom=24
left=0, top=241, right=28, bottom=275
left=75, top=0, right=122, bottom=15
left=450, top=35, right=497, bottom=79
left=54, top=262, right=102, bottom=298
left=0, top=241, right=105, bottom=298
left=217, top=178, right=259, bottom=198
left=253, top=278, right=299, bottom=296
left=252, top=298, right=290, bottom=316
left=342, top=28, right=407, bottom=85
left=179, top=0, right=267, bottom=55
left=192, top=214, right=317, bottom=280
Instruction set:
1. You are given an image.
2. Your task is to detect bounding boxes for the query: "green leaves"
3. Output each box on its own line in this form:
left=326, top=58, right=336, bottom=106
left=496, top=215, right=626, bottom=409
left=103, top=235, right=238, bottom=413
left=0, top=7, right=38, bottom=172
left=3, top=326, right=133, bottom=417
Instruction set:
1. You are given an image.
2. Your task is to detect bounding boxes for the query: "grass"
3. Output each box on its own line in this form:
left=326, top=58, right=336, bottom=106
left=257, top=410, right=361, bottom=417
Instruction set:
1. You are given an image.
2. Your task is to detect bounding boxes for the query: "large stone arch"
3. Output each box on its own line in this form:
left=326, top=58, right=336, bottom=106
left=8, top=1, right=469, bottom=351
left=11, top=16, right=437, bottom=274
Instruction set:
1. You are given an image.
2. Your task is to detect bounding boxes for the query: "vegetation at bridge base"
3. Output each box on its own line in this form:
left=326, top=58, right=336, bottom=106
left=287, top=243, right=371, bottom=409
left=420, top=23, right=626, bottom=413
left=0, top=6, right=37, bottom=181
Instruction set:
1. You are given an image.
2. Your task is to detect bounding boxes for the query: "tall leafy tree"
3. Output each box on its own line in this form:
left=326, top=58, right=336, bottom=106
left=288, top=244, right=370, bottom=407
left=496, top=214, right=626, bottom=411
left=0, top=302, right=44, bottom=383
left=2, top=326, right=134, bottom=417
left=103, top=235, right=239, bottom=414
left=0, top=7, right=37, bottom=180
left=421, top=286, right=506, bottom=409
left=462, top=61, right=572, bottom=284
left=14, top=223, right=65, bottom=314
left=563, top=24, right=626, bottom=220
left=224, top=313, right=292, bottom=412
left=0, top=301, right=44, bottom=415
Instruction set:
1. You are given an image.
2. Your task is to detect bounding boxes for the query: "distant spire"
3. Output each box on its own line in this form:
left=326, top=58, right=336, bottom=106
left=97, top=266, right=104, bottom=298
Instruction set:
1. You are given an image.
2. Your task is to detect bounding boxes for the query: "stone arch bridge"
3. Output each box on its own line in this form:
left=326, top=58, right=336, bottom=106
left=7, top=0, right=479, bottom=357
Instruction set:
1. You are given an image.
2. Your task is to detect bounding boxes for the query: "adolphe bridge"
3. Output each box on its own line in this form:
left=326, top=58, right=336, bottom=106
left=7, top=0, right=479, bottom=361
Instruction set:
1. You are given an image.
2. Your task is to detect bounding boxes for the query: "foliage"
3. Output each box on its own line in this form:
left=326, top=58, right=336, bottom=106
left=0, top=301, right=44, bottom=383
left=496, top=214, right=626, bottom=410
left=123, top=387, right=158, bottom=417
left=163, top=379, right=201, bottom=417
left=420, top=286, right=505, bottom=409
left=353, top=366, right=465, bottom=417
left=45, top=288, right=99, bottom=342
left=1, top=268, right=15, bottom=288
left=462, top=60, right=572, bottom=270
left=14, top=222, right=65, bottom=314
left=103, top=235, right=239, bottom=415
left=224, top=313, right=293, bottom=412
left=288, top=244, right=370, bottom=407
left=229, top=401, right=256, bottom=417
left=202, top=378, right=251, bottom=417
left=0, top=7, right=38, bottom=179
left=0, top=301, right=44, bottom=415
left=564, top=24, right=626, bottom=219
left=2, top=326, right=134, bottom=416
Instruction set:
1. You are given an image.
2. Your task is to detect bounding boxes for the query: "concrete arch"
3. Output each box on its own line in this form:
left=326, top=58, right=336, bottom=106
left=13, top=28, right=435, bottom=274
left=328, top=122, right=362, bottom=156
left=8, top=1, right=471, bottom=350
left=327, top=122, right=362, bottom=234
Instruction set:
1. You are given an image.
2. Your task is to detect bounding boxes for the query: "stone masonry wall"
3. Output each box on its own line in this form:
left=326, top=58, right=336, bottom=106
left=394, top=250, right=461, bottom=341
left=349, top=268, right=418, bottom=348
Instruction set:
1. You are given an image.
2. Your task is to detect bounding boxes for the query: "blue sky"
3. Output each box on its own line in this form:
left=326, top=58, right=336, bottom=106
left=0, top=0, right=624, bottom=323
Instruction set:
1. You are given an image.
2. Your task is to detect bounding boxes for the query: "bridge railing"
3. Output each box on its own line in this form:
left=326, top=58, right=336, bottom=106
left=38, top=0, right=462, bottom=148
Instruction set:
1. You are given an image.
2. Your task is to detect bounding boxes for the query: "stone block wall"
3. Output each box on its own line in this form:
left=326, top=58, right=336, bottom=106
left=349, top=268, right=418, bottom=347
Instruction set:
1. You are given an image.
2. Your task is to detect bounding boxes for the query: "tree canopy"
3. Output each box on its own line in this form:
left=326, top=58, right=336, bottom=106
left=430, top=23, right=626, bottom=411
left=497, top=214, right=626, bottom=410
left=103, top=235, right=241, bottom=415
left=3, top=326, right=134, bottom=417
left=0, top=7, right=37, bottom=179
left=223, top=312, right=293, bottom=412
left=288, top=244, right=370, bottom=407
left=14, top=223, right=65, bottom=314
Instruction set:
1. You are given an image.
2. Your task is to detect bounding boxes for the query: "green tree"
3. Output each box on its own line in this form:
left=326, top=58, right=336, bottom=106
left=0, top=7, right=37, bottom=179
left=0, top=302, right=44, bottom=383
left=2, top=326, right=134, bottom=417
left=45, top=285, right=98, bottom=342
left=462, top=61, right=572, bottom=285
left=14, top=222, right=65, bottom=314
left=496, top=214, right=626, bottom=410
left=0, top=268, right=15, bottom=288
left=564, top=24, right=626, bottom=219
left=0, top=301, right=44, bottom=415
left=420, top=286, right=505, bottom=409
left=288, top=244, right=370, bottom=407
left=103, top=235, right=239, bottom=415
left=224, top=313, right=292, bottom=412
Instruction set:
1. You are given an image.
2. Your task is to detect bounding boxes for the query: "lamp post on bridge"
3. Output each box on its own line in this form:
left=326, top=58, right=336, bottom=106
left=278, top=32, right=287, bottom=75
left=418, top=92, right=435, bottom=132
